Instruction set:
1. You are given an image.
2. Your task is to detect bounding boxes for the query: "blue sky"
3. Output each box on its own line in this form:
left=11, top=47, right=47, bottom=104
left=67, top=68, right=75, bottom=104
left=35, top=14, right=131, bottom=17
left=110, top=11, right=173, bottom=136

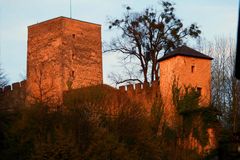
left=0, top=0, right=239, bottom=84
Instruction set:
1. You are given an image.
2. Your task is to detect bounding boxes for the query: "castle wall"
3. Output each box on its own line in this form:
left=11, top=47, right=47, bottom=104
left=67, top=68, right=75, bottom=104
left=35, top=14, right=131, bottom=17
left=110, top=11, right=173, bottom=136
left=0, top=80, right=26, bottom=111
left=119, top=81, right=160, bottom=113
left=26, top=17, right=102, bottom=105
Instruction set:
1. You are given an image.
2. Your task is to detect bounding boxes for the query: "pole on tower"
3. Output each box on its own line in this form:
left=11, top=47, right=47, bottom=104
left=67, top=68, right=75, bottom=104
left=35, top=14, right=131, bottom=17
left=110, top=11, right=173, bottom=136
left=70, top=0, right=72, bottom=18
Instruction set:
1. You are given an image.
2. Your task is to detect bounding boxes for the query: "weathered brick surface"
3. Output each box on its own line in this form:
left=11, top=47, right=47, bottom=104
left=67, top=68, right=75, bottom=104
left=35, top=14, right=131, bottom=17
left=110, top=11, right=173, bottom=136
left=118, top=81, right=160, bottom=113
left=159, top=55, right=214, bottom=152
left=26, top=17, right=103, bottom=105
left=159, top=55, right=212, bottom=126
left=0, top=80, right=26, bottom=111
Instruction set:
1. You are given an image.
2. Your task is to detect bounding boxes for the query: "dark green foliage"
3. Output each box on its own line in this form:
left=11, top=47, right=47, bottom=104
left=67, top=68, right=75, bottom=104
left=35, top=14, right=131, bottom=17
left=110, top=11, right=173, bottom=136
left=0, top=111, right=20, bottom=159
left=172, top=83, right=219, bottom=152
left=173, top=86, right=200, bottom=114
left=150, top=98, right=164, bottom=135
left=85, top=131, right=136, bottom=160
left=64, top=85, right=108, bottom=106
left=163, top=126, right=177, bottom=141
left=32, top=128, right=80, bottom=160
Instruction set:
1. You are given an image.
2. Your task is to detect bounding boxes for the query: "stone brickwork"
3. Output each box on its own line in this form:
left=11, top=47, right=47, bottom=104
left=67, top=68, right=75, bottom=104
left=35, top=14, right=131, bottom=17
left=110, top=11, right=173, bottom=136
left=159, top=55, right=212, bottom=127
left=159, top=55, right=214, bottom=153
left=0, top=80, right=26, bottom=111
left=26, top=17, right=103, bottom=105
left=118, top=81, right=160, bottom=113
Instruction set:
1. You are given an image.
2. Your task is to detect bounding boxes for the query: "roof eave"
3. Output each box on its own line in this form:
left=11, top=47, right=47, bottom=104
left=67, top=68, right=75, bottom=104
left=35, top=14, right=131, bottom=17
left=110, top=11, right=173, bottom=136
left=158, top=55, right=213, bottom=62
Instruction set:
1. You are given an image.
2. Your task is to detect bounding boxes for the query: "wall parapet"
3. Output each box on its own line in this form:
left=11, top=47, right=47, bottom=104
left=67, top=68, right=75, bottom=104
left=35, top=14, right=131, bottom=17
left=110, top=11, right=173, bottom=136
left=118, top=80, right=160, bottom=112
left=118, top=80, right=159, bottom=93
left=0, top=80, right=26, bottom=95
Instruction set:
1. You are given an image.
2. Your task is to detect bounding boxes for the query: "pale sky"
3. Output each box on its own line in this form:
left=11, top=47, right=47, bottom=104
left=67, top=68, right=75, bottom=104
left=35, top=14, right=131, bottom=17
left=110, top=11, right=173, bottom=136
left=0, top=0, right=239, bottom=84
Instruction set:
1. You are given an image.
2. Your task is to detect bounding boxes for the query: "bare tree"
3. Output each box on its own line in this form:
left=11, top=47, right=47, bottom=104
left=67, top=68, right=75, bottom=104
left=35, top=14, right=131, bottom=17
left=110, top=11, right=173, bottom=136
left=106, top=1, right=201, bottom=84
left=27, top=60, right=59, bottom=106
left=197, top=37, right=240, bottom=132
left=108, top=63, right=143, bottom=86
left=0, top=64, right=8, bottom=88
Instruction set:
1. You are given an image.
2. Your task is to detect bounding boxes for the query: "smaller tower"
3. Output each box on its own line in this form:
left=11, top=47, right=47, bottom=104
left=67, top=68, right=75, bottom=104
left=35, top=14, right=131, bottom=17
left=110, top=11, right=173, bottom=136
left=159, top=46, right=213, bottom=126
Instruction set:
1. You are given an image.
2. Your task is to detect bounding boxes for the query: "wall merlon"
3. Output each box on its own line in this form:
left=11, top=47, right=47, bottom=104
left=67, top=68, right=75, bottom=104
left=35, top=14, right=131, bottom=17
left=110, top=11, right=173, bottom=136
left=126, top=84, right=134, bottom=92
left=1, top=80, right=26, bottom=95
left=118, top=81, right=159, bottom=93
left=135, top=83, right=141, bottom=91
left=4, top=85, right=11, bottom=92
left=12, top=82, right=21, bottom=90
left=119, top=86, right=126, bottom=92
left=20, top=80, right=26, bottom=88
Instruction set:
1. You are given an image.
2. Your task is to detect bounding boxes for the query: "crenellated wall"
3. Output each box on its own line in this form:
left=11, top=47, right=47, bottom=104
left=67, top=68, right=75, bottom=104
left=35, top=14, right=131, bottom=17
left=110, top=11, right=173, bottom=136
left=118, top=80, right=160, bottom=112
left=0, top=80, right=26, bottom=93
left=0, top=80, right=26, bottom=111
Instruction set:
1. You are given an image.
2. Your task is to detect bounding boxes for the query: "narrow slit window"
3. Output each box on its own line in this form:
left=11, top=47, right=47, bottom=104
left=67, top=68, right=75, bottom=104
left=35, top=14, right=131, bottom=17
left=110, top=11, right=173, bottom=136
left=191, top=65, right=195, bottom=73
left=72, top=53, right=75, bottom=59
left=72, top=34, right=75, bottom=38
left=71, top=70, right=75, bottom=77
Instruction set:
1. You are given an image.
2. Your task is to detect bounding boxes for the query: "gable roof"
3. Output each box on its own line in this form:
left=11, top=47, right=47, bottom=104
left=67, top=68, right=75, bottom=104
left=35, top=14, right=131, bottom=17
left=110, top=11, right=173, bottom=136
left=158, top=45, right=213, bottom=62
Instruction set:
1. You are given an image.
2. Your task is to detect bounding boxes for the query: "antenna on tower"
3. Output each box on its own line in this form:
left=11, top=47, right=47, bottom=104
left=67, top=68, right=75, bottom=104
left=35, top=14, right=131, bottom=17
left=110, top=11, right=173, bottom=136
left=70, top=0, right=72, bottom=18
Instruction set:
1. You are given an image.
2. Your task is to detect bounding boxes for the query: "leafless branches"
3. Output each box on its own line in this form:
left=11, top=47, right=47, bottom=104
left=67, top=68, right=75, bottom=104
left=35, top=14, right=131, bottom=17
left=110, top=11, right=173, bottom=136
left=106, top=1, right=201, bottom=84
left=0, top=64, right=8, bottom=88
left=28, top=60, right=59, bottom=106
left=197, top=36, right=240, bottom=131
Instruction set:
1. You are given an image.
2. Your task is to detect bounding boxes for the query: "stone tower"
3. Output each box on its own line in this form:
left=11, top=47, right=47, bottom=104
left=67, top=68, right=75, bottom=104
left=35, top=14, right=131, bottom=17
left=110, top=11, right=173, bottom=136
left=159, top=46, right=213, bottom=126
left=26, top=17, right=103, bottom=105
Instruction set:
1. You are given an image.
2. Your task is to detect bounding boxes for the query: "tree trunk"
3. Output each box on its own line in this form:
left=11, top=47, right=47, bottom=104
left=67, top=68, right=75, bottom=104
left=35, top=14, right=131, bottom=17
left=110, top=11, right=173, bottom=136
left=143, top=67, right=148, bottom=83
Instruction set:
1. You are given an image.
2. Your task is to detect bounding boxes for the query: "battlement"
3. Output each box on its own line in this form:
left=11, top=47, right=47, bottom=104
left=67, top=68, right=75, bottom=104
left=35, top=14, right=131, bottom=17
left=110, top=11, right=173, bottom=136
left=118, top=80, right=159, bottom=93
left=118, top=81, right=160, bottom=112
left=0, top=80, right=26, bottom=95
left=0, top=80, right=26, bottom=111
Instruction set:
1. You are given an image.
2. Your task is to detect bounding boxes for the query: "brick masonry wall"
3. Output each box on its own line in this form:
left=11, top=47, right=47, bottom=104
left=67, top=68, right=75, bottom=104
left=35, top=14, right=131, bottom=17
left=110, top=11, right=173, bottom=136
left=62, top=82, right=160, bottom=116
left=118, top=81, right=160, bottom=113
left=159, top=55, right=214, bottom=153
left=0, top=80, right=26, bottom=111
left=26, top=17, right=103, bottom=105
left=160, top=55, right=212, bottom=127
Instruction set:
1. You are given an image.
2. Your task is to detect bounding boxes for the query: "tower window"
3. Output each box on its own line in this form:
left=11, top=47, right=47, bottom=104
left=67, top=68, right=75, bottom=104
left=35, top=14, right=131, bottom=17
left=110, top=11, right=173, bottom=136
left=72, top=71, right=74, bottom=77
left=197, top=87, right=202, bottom=96
left=191, top=65, right=195, bottom=73
left=72, top=34, right=76, bottom=38
left=72, top=53, right=75, bottom=59
left=71, top=70, right=75, bottom=77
